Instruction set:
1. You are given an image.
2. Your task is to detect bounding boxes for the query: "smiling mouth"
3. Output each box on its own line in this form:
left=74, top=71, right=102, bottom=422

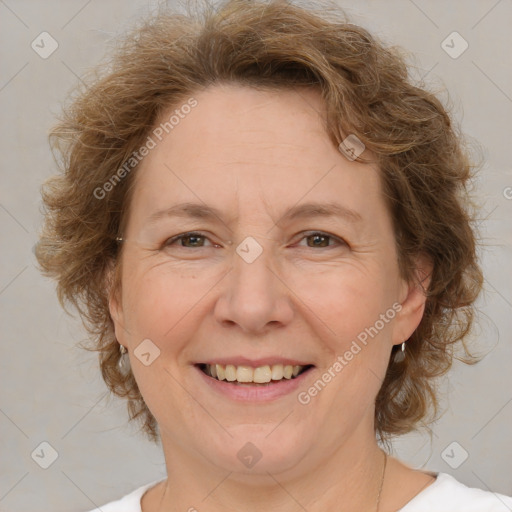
left=197, top=363, right=314, bottom=385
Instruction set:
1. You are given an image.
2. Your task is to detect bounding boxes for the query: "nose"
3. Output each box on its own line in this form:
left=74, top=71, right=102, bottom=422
left=213, top=237, right=294, bottom=334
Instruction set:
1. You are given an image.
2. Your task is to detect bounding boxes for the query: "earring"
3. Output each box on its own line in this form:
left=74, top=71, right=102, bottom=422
left=394, top=342, right=406, bottom=362
left=118, top=344, right=130, bottom=374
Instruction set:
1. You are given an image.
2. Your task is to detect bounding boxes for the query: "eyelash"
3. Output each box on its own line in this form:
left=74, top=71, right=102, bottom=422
left=163, top=231, right=347, bottom=250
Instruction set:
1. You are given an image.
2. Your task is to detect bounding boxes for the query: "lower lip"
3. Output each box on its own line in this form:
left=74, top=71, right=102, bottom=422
left=194, top=365, right=314, bottom=402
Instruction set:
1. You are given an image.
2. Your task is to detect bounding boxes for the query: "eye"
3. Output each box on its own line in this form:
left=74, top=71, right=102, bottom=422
left=295, top=231, right=347, bottom=249
left=162, top=230, right=347, bottom=250
left=164, top=231, right=217, bottom=249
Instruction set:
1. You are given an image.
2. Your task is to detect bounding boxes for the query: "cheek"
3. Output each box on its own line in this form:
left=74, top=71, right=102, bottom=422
left=121, top=266, right=205, bottom=425
left=121, top=243, right=399, bottom=352
left=296, top=263, right=395, bottom=345
left=122, top=262, right=203, bottom=342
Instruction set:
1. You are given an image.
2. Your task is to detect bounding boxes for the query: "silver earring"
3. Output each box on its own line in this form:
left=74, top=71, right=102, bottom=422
left=394, top=342, right=406, bottom=362
left=118, top=344, right=130, bottom=374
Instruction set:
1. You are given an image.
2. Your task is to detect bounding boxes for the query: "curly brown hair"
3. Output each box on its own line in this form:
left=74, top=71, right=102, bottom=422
left=35, top=0, right=483, bottom=443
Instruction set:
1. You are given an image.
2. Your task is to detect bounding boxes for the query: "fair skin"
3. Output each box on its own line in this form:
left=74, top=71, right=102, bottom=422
left=109, top=83, right=435, bottom=512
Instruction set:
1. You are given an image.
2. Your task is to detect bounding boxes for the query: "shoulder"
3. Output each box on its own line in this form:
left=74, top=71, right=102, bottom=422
left=400, top=472, right=512, bottom=512
left=85, top=479, right=164, bottom=512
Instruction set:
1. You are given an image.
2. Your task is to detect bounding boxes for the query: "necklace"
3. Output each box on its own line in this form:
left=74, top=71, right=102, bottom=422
left=376, top=451, right=388, bottom=512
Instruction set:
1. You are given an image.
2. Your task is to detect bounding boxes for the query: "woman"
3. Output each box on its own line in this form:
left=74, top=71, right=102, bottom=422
left=35, top=0, right=512, bottom=510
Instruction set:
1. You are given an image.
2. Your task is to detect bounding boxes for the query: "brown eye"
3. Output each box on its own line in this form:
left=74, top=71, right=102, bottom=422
left=307, top=233, right=330, bottom=248
left=297, top=231, right=346, bottom=249
left=164, top=232, right=212, bottom=248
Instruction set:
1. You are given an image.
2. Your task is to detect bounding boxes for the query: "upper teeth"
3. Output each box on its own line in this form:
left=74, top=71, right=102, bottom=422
left=205, top=364, right=305, bottom=383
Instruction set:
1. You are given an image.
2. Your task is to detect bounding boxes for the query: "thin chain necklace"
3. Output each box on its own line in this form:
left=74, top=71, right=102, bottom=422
left=376, top=451, right=388, bottom=512
left=156, top=451, right=388, bottom=512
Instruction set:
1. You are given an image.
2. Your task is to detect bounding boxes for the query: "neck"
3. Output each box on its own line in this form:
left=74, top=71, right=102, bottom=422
left=154, top=427, right=386, bottom=512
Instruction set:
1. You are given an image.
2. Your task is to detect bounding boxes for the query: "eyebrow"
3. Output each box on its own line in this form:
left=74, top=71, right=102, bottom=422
left=280, top=201, right=363, bottom=224
left=146, top=201, right=363, bottom=225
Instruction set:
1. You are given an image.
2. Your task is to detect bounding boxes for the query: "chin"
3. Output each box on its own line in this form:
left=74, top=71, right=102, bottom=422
left=197, top=423, right=313, bottom=477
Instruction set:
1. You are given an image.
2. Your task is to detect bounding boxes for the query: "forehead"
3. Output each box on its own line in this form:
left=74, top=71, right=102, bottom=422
left=126, top=83, right=386, bottom=228
left=154, top=83, right=333, bottom=162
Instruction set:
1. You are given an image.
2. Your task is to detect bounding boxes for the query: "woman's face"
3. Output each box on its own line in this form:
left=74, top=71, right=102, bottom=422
left=110, top=83, right=426, bottom=477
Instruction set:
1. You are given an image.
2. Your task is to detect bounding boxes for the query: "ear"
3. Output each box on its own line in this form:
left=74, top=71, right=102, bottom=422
left=105, top=259, right=127, bottom=346
left=392, top=253, right=433, bottom=346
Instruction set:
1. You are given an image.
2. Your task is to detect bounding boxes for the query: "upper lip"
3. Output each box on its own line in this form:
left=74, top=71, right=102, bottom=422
left=197, top=357, right=314, bottom=367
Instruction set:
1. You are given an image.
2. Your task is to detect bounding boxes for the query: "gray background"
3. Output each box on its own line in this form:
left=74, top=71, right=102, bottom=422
left=1, top=0, right=511, bottom=510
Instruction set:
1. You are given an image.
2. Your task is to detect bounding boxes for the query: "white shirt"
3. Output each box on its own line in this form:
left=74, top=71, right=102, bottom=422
left=88, top=472, right=512, bottom=511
